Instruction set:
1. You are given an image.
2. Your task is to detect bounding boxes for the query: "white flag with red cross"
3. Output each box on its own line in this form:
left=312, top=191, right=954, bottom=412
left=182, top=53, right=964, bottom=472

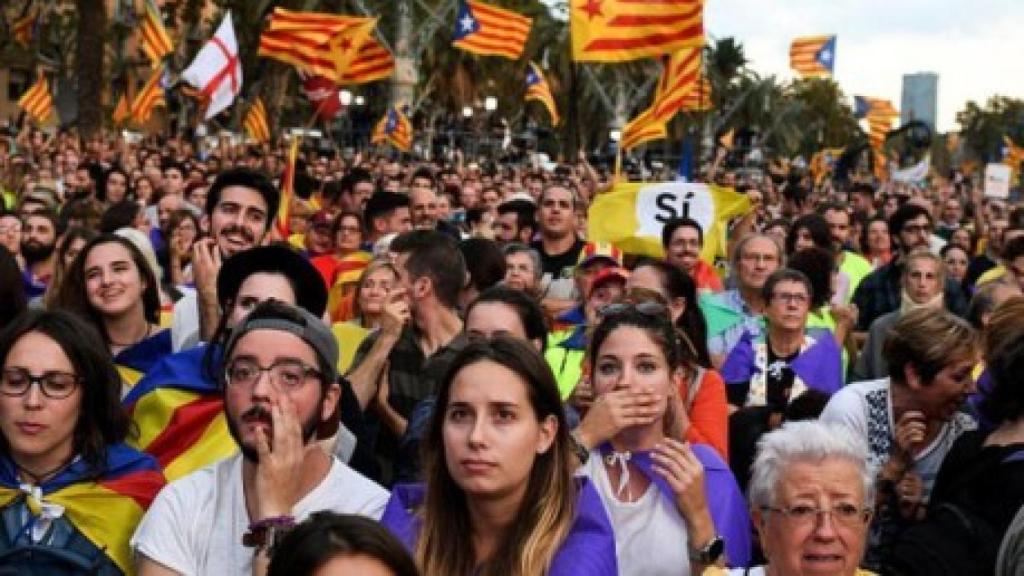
left=182, top=12, right=242, bottom=120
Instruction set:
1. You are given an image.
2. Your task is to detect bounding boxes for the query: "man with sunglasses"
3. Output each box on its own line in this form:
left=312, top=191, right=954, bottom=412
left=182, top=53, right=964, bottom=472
left=852, top=204, right=968, bottom=331
left=133, top=300, right=388, bottom=576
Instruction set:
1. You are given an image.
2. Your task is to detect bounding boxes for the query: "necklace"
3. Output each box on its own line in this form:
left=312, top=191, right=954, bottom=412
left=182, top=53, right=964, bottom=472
left=108, top=323, right=153, bottom=349
left=17, top=456, right=76, bottom=486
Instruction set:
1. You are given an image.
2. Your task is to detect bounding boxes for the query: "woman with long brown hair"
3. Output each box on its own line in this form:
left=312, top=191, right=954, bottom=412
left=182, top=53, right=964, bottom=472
left=381, top=336, right=616, bottom=576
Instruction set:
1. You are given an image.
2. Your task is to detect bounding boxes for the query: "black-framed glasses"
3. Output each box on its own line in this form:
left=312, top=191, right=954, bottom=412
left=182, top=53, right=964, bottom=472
left=224, top=358, right=322, bottom=392
left=761, top=503, right=872, bottom=527
left=0, top=368, right=81, bottom=399
left=770, top=292, right=810, bottom=306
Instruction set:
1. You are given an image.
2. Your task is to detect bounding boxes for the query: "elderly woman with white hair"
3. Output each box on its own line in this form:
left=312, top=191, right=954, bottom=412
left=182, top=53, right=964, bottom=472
left=704, top=420, right=877, bottom=576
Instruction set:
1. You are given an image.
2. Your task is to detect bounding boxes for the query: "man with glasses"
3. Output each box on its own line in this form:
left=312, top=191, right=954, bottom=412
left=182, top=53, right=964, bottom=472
left=133, top=300, right=388, bottom=576
left=661, top=216, right=723, bottom=293
left=702, top=234, right=784, bottom=367
left=852, top=204, right=968, bottom=330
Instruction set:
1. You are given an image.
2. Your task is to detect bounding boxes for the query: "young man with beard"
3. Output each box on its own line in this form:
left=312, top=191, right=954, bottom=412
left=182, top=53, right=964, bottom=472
left=133, top=300, right=388, bottom=575
left=20, top=209, right=59, bottom=300
left=661, top=216, right=723, bottom=293
left=171, top=168, right=280, bottom=350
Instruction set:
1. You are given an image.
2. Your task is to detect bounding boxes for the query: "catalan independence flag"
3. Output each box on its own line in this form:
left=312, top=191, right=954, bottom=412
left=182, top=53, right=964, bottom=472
left=112, top=93, right=132, bottom=125
left=124, top=346, right=238, bottom=482
left=620, top=47, right=701, bottom=150
left=131, top=68, right=166, bottom=124
left=854, top=95, right=899, bottom=120
left=524, top=62, right=559, bottom=126
left=372, top=107, right=414, bottom=152
left=341, top=36, right=395, bottom=84
left=789, top=35, right=836, bottom=78
left=17, top=71, right=53, bottom=123
left=571, top=0, right=703, bottom=62
left=259, top=8, right=376, bottom=84
left=114, top=330, right=173, bottom=391
left=856, top=96, right=898, bottom=180
left=12, top=7, right=38, bottom=49
left=679, top=76, right=712, bottom=111
left=140, top=0, right=174, bottom=68
left=244, top=97, right=271, bottom=143
left=0, top=444, right=165, bottom=574
left=452, top=0, right=533, bottom=60
left=275, top=138, right=299, bottom=239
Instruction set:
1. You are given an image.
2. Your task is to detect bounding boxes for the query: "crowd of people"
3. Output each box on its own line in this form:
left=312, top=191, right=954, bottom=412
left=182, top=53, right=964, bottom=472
left=0, top=125, right=1023, bottom=576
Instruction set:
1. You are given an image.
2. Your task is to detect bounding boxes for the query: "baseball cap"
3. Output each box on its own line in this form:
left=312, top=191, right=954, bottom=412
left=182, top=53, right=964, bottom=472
left=223, top=300, right=339, bottom=385
left=217, top=244, right=328, bottom=317
left=309, top=210, right=334, bottom=231
left=589, top=267, right=629, bottom=296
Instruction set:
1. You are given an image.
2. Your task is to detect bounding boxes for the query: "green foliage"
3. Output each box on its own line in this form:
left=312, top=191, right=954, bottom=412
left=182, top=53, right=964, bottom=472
left=956, top=96, right=1024, bottom=162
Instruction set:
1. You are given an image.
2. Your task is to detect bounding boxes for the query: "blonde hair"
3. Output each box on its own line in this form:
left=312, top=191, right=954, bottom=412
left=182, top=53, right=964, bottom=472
left=901, top=248, right=946, bottom=288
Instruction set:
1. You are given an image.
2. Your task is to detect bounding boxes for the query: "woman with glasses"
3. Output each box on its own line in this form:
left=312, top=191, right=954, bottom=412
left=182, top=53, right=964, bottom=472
left=0, top=310, right=164, bottom=574
left=722, top=269, right=843, bottom=489
left=821, top=307, right=979, bottom=571
left=53, top=234, right=170, bottom=394
left=572, top=302, right=751, bottom=574
left=703, top=420, right=877, bottom=576
left=382, top=336, right=617, bottom=576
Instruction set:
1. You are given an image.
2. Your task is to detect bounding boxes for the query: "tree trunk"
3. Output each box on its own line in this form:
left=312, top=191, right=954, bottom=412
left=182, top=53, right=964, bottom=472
left=76, top=0, right=105, bottom=137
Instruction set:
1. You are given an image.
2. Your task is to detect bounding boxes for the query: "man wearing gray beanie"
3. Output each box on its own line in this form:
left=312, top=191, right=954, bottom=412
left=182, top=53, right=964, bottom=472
left=132, top=300, right=388, bottom=575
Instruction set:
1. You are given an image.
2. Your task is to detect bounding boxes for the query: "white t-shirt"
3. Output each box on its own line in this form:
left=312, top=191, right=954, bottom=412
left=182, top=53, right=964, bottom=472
left=580, top=451, right=691, bottom=576
left=819, top=378, right=976, bottom=501
left=132, top=453, right=389, bottom=575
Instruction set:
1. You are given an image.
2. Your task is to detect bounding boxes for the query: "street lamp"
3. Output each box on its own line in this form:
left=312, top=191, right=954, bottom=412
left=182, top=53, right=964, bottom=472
left=484, top=96, right=497, bottom=112
left=354, top=95, right=366, bottom=106
left=609, top=129, right=622, bottom=142
left=462, top=106, right=474, bottom=118
left=339, top=89, right=353, bottom=106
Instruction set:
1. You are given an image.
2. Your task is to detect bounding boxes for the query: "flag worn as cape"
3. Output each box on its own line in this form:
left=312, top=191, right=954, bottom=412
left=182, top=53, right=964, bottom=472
left=588, top=181, right=751, bottom=262
left=0, top=444, right=165, bottom=575
left=114, top=329, right=173, bottom=391
left=181, top=12, right=242, bottom=120
left=720, top=330, right=844, bottom=395
left=123, top=345, right=237, bottom=482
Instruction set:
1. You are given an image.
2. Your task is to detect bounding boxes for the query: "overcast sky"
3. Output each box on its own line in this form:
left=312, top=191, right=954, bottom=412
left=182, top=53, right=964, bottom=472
left=704, top=0, right=1024, bottom=132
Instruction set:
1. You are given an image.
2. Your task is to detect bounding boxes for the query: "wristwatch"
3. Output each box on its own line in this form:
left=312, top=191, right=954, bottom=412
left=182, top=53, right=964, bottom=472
left=691, top=534, right=725, bottom=565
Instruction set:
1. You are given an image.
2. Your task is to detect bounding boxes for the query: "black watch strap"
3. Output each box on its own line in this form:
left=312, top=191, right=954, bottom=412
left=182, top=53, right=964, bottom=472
left=692, top=534, right=725, bottom=564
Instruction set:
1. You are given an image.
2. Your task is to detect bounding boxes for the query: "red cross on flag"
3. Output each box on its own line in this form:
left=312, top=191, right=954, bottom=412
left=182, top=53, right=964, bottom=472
left=182, top=13, right=242, bottom=120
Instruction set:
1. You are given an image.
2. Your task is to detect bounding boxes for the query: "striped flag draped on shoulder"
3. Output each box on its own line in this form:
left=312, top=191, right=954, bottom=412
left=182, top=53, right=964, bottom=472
left=140, top=0, right=174, bottom=68
left=18, top=72, right=53, bottom=123
left=452, top=0, right=533, bottom=60
left=244, top=98, right=271, bottom=143
left=571, top=0, right=703, bottom=62
left=524, top=62, right=559, bottom=125
left=790, top=35, right=835, bottom=78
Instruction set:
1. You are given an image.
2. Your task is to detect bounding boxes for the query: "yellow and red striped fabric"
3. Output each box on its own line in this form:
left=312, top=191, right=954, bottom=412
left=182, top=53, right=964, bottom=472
left=679, top=76, right=712, bottom=111
left=112, top=92, right=132, bottom=125
left=341, top=36, right=395, bottom=84
left=11, top=7, right=37, bottom=48
left=131, top=68, right=165, bottom=124
left=571, top=0, right=703, bottom=62
left=525, top=62, right=559, bottom=126
left=0, top=444, right=165, bottom=574
left=620, top=107, right=667, bottom=151
left=244, top=98, right=271, bottom=143
left=274, top=138, right=299, bottom=239
left=17, top=72, right=53, bottom=123
left=140, top=0, right=174, bottom=68
left=372, top=107, right=413, bottom=151
left=452, top=0, right=533, bottom=60
left=258, top=8, right=376, bottom=83
left=620, top=47, right=701, bottom=150
left=790, top=35, right=835, bottom=78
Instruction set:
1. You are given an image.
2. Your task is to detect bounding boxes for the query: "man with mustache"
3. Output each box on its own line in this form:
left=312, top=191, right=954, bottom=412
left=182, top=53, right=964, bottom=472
left=662, top=216, right=723, bottom=293
left=20, top=210, right=58, bottom=300
left=171, top=168, right=281, bottom=350
left=133, top=300, right=388, bottom=576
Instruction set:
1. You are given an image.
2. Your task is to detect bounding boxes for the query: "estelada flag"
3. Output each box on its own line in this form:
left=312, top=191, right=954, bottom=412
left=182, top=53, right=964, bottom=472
left=112, top=93, right=132, bottom=125
left=620, top=108, right=667, bottom=151
left=181, top=12, right=242, bottom=120
left=341, top=36, right=395, bottom=84
left=259, top=8, right=376, bottom=83
left=131, top=68, right=166, bottom=124
left=17, top=71, right=53, bottom=123
left=372, top=107, right=413, bottom=152
left=140, top=0, right=174, bottom=68
left=114, top=330, right=173, bottom=391
left=588, top=181, right=751, bottom=261
left=243, top=98, right=271, bottom=143
left=572, top=0, right=703, bottom=62
left=620, top=47, right=701, bottom=150
left=679, top=76, right=712, bottom=111
left=452, top=0, right=532, bottom=60
left=854, top=95, right=899, bottom=120
left=0, top=444, right=165, bottom=574
left=524, top=62, right=559, bottom=126
left=790, top=35, right=835, bottom=78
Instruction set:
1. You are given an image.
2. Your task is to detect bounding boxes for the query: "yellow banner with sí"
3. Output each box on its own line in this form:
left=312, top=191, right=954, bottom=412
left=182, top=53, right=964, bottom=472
left=588, top=182, right=752, bottom=263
